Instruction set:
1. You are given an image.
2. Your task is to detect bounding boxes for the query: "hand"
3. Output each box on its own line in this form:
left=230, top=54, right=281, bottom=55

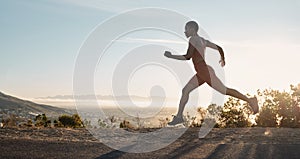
left=164, top=51, right=172, bottom=58
left=219, top=59, right=225, bottom=67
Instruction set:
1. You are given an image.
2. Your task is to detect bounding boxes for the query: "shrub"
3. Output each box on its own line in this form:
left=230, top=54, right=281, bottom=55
left=119, top=120, right=134, bottom=129
left=255, top=87, right=300, bottom=128
left=2, top=114, right=17, bottom=128
left=218, top=98, right=252, bottom=128
left=35, top=114, right=51, bottom=127
left=58, top=114, right=83, bottom=128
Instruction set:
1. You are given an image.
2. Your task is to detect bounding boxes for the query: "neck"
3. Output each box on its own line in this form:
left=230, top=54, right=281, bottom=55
left=191, top=33, right=198, bottom=37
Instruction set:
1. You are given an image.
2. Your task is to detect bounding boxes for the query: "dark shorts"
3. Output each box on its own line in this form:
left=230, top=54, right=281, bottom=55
left=194, top=62, right=216, bottom=86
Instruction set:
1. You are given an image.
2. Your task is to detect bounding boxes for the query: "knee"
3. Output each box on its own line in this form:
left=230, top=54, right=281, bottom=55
left=225, top=88, right=232, bottom=95
left=182, top=87, right=191, bottom=96
left=216, top=87, right=228, bottom=95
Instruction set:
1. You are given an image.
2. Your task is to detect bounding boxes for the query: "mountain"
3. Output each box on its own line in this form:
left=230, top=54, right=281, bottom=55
left=0, top=92, right=71, bottom=118
left=36, top=94, right=174, bottom=101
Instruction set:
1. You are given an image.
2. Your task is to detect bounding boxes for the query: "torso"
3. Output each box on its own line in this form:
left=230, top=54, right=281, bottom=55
left=190, top=35, right=207, bottom=71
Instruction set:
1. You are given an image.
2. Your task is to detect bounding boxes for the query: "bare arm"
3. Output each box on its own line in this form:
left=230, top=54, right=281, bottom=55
left=164, top=40, right=195, bottom=60
left=206, top=40, right=226, bottom=66
left=164, top=52, right=187, bottom=60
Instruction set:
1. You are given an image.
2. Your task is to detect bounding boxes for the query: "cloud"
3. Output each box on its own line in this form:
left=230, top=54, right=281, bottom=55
left=60, top=0, right=141, bottom=13
left=115, top=37, right=186, bottom=45
left=218, top=39, right=300, bottom=48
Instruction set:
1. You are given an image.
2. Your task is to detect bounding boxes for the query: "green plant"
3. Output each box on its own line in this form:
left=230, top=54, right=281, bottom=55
left=35, top=114, right=51, bottom=127
left=58, top=114, right=83, bottom=128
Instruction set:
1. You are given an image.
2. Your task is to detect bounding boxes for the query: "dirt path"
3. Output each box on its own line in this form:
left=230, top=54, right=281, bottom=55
left=0, top=127, right=300, bottom=159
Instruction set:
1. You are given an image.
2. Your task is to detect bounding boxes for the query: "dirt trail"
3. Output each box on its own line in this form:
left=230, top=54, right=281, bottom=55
left=0, top=127, right=299, bottom=159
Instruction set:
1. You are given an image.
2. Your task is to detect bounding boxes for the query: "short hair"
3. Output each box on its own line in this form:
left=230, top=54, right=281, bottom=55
left=186, top=21, right=199, bottom=32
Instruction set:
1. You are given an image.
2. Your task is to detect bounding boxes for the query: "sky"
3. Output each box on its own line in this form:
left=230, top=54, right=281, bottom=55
left=1, top=0, right=300, bottom=108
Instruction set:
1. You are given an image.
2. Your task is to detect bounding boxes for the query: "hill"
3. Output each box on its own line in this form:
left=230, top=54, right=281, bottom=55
left=0, top=91, right=70, bottom=119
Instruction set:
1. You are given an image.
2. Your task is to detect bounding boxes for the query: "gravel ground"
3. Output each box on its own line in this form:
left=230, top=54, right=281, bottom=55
left=0, top=127, right=300, bottom=159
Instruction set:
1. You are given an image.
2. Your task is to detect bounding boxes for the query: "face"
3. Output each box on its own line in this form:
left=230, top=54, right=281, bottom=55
left=184, top=25, right=193, bottom=38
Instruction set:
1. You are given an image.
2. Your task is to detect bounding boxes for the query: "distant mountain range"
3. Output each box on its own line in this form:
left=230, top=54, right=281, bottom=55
left=35, top=94, right=177, bottom=101
left=0, top=92, right=71, bottom=118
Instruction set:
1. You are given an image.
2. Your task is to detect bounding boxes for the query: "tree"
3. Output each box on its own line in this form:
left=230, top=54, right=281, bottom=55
left=256, top=105, right=278, bottom=127
left=255, top=89, right=278, bottom=127
left=255, top=86, right=300, bottom=128
left=276, top=90, right=298, bottom=127
left=290, top=84, right=300, bottom=127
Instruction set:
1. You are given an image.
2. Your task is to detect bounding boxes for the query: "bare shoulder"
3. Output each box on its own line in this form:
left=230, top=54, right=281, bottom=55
left=199, top=36, right=208, bottom=43
left=189, top=35, right=201, bottom=41
left=189, top=36, right=200, bottom=45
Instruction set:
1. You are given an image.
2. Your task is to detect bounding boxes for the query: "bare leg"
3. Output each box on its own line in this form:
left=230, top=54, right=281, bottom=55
left=203, top=65, right=259, bottom=113
left=226, top=88, right=250, bottom=102
left=207, top=72, right=259, bottom=113
left=206, top=66, right=250, bottom=102
left=176, top=75, right=205, bottom=117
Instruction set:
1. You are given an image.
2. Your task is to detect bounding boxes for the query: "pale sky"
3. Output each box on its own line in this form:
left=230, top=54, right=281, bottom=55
left=1, top=0, right=300, bottom=104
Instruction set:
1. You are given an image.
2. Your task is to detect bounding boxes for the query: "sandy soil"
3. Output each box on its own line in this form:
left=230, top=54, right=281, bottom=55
left=0, top=127, right=300, bottom=159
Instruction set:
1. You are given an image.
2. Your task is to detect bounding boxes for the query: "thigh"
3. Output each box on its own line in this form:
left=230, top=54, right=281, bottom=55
left=205, top=66, right=227, bottom=94
left=183, top=74, right=205, bottom=92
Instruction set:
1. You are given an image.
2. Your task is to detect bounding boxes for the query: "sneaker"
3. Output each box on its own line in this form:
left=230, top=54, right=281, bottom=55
left=168, top=115, right=184, bottom=125
left=249, top=97, right=259, bottom=114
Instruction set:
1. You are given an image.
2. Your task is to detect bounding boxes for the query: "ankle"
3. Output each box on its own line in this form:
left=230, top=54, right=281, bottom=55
left=176, top=114, right=183, bottom=118
left=247, top=97, right=253, bottom=102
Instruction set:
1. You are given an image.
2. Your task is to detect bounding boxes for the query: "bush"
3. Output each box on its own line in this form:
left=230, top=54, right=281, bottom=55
left=119, top=120, right=134, bottom=129
left=218, top=98, right=252, bottom=128
left=58, top=114, right=83, bottom=128
left=256, top=105, right=278, bottom=127
left=83, top=119, right=92, bottom=128
left=255, top=87, right=300, bottom=128
left=2, top=114, right=17, bottom=128
left=26, top=119, right=33, bottom=127
left=158, top=117, right=170, bottom=128
left=35, top=114, right=51, bottom=127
